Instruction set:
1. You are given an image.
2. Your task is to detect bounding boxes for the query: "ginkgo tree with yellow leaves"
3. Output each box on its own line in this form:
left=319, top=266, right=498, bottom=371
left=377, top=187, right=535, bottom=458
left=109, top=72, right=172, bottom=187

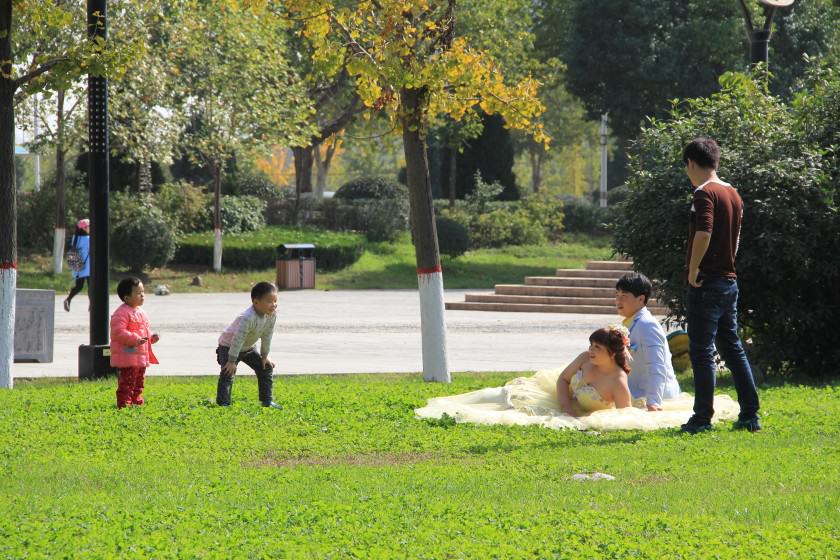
left=287, top=0, right=548, bottom=382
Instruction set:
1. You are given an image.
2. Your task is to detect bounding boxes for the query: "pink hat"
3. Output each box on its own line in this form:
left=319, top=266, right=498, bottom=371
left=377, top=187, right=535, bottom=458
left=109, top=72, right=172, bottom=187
left=77, top=218, right=90, bottom=230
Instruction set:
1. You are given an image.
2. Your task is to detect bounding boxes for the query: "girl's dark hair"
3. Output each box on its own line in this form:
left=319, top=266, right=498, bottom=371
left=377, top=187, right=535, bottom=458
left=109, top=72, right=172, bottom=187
left=75, top=227, right=89, bottom=236
left=117, top=277, right=142, bottom=302
left=589, top=327, right=632, bottom=374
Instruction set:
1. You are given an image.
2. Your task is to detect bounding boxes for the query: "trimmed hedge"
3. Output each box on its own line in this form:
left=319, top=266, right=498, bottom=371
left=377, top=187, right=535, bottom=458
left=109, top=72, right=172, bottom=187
left=112, top=213, right=177, bottom=273
left=436, top=217, right=470, bottom=259
left=174, top=226, right=366, bottom=272
left=334, top=176, right=407, bottom=200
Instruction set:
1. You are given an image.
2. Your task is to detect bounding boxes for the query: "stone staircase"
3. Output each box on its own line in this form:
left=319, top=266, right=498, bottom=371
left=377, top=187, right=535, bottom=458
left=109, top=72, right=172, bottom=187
left=445, top=260, right=668, bottom=315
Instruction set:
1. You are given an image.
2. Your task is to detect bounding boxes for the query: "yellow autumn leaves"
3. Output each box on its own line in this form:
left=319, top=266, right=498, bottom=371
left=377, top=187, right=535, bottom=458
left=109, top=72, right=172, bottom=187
left=286, top=0, right=549, bottom=148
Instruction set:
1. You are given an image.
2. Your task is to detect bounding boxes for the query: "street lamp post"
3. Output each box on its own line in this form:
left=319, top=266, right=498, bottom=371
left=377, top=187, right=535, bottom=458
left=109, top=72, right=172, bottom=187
left=737, top=0, right=795, bottom=65
left=599, top=113, right=608, bottom=208
left=79, top=0, right=112, bottom=379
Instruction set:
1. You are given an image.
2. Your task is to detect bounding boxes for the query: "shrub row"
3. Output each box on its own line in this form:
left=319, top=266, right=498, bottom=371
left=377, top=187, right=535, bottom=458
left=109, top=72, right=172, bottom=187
left=266, top=177, right=410, bottom=243
left=174, top=226, right=366, bottom=272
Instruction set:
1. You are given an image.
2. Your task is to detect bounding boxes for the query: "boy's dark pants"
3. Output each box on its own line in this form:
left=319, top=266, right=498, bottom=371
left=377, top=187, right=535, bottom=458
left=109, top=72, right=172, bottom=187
left=687, top=277, right=760, bottom=423
left=216, top=345, right=274, bottom=405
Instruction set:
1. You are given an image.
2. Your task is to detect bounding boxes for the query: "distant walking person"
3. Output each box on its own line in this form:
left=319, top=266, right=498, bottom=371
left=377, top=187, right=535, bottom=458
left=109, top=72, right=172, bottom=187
left=680, top=137, right=761, bottom=434
left=63, top=218, right=90, bottom=312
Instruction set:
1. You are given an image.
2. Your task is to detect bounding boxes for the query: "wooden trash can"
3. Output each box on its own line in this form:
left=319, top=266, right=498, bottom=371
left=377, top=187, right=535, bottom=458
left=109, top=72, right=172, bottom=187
left=276, top=243, right=316, bottom=289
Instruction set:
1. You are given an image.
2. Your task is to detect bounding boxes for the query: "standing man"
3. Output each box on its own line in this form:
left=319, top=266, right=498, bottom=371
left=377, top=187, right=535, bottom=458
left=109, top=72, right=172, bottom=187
left=680, top=137, right=761, bottom=434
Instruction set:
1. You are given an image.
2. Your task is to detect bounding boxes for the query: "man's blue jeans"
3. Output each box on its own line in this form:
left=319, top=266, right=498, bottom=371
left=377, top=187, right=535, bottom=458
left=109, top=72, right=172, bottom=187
left=687, top=277, right=760, bottom=423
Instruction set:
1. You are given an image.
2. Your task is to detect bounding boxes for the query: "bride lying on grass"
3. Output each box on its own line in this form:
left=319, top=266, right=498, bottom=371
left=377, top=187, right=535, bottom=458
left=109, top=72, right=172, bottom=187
left=416, top=326, right=740, bottom=432
left=556, top=326, right=633, bottom=417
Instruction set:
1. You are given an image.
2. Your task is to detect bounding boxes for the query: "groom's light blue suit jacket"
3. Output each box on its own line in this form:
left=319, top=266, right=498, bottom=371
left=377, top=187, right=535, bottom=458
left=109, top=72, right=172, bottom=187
left=627, top=307, right=681, bottom=407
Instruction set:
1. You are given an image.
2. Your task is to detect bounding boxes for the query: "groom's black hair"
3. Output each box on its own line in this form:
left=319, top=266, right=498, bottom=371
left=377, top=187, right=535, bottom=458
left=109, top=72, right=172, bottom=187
left=683, top=137, right=720, bottom=169
left=616, top=272, right=652, bottom=305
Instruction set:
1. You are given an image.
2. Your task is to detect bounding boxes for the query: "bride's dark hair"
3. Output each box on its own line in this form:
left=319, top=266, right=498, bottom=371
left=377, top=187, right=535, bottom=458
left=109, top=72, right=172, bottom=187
left=589, top=327, right=632, bottom=374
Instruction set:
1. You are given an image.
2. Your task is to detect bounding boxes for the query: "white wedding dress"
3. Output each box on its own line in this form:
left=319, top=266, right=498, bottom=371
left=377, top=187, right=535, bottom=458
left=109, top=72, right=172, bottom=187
left=415, top=369, right=740, bottom=431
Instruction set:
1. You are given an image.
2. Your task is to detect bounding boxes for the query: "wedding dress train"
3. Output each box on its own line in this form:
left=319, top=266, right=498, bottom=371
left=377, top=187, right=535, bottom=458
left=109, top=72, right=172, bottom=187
left=415, top=368, right=740, bottom=431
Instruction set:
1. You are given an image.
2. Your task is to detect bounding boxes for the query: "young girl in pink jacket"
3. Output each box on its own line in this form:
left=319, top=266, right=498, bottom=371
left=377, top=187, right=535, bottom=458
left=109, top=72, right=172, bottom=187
left=110, top=277, right=159, bottom=408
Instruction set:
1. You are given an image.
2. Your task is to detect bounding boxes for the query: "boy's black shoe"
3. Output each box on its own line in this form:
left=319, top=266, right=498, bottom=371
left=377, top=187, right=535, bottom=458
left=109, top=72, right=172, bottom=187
left=680, top=418, right=713, bottom=435
left=262, top=401, right=283, bottom=410
left=732, top=417, right=762, bottom=432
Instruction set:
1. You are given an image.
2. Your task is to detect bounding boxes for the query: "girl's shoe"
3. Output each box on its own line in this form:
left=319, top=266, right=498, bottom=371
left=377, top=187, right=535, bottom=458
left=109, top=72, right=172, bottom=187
left=63, top=299, right=70, bottom=312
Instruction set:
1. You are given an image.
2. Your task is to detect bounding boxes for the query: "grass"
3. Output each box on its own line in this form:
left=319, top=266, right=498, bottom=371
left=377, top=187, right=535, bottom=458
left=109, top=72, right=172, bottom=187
left=319, top=232, right=612, bottom=289
left=17, top=232, right=612, bottom=293
left=0, top=372, right=837, bottom=558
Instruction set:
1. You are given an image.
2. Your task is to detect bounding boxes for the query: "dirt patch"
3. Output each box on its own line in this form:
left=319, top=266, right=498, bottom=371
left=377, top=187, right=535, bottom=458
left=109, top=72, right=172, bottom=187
left=628, top=473, right=675, bottom=485
left=247, top=451, right=458, bottom=469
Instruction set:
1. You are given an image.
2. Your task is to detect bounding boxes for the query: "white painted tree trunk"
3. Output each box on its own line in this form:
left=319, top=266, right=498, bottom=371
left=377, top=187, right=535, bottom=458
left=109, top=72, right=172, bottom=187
left=0, top=267, right=15, bottom=389
left=417, top=270, right=450, bottom=382
left=213, top=228, right=222, bottom=272
left=52, top=227, right=65, bottom=274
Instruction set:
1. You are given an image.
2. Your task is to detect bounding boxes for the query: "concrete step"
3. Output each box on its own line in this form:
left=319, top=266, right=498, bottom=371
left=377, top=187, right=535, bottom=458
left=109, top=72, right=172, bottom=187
left=446, top=301, right=621, bottom=314
left=586, top=260, right=633, bottom=271
left=467, top=293, right=618, bottom=306
left=495, top=284, right=616, bottom=298
left=465, top=293, right=667, bottom=311
left=554, top=268, right=629, bottom=279
left=525, top=276, right=618, bottom=288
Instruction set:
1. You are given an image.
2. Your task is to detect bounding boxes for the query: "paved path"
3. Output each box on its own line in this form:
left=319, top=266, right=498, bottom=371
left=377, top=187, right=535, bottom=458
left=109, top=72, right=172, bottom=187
left=15, top=290, right=629, bottom=378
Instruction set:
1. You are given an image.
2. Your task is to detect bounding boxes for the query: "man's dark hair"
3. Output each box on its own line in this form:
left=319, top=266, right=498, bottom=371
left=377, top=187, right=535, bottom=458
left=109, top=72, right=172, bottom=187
left=682, top=137, right=720, bottom=169
left=117, top=277, right=142, bottom=302
left=251, top=281, right=277, bottom=301
left=616, top=272, right=652, bottom=305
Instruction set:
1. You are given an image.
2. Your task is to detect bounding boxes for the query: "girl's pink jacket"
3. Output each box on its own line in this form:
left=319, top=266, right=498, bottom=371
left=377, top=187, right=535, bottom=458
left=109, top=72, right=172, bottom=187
left=110, top=303, right=159, bottom=368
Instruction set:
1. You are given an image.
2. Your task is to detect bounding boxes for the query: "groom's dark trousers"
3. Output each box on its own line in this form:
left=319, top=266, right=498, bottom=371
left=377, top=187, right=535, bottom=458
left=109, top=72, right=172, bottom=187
left=687, top=277, right=760, bottom=423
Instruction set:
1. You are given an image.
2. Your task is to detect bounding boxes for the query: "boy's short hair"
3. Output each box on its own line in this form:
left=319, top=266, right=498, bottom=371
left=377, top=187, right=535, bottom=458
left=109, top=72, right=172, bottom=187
left=251, top=281, right=278, bottom=301
left=117, top=277, right=142, bottom=302
left=615, top=272, right=652, bottom=305
left=682, top=137, right=720, bottom=169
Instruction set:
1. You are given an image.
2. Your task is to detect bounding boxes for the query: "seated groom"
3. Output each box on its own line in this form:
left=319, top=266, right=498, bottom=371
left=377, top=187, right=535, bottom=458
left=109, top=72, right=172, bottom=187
left=615, top=272, right=681, bottom=411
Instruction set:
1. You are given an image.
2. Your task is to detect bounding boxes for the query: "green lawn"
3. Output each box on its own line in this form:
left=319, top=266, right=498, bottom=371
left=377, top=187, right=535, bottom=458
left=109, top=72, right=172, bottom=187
left=1, top=373, right=837, bottom=558
left=17, top=233, right=612, bottom=293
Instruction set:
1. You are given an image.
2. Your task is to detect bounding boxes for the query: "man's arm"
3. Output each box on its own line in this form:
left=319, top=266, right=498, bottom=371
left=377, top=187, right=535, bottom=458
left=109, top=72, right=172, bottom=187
left=689, top=190, right=714, bottom=287
left=643, top=341, right=672, bottom=410
left=688, top=231, right=711, bottom=287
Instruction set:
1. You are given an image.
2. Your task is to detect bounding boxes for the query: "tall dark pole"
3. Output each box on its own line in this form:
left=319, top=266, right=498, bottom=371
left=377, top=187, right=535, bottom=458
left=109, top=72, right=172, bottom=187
left=737, top=0, right=794, bottom=66
left=80, top=0, right=111, bottom=378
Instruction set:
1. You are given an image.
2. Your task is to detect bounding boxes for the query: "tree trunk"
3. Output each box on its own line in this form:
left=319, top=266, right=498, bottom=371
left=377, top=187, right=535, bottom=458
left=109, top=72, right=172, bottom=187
left=1, top=0, right=17, bottom=389
left=292, top=145, right=315, bottom=224
left=292, top=145, right=314, bottom=195
left=529, top=146, right=544, bottom=193
left=211, top=161, right=222, bottom=272
left=314, top=137, right=338, bottom=198
left=53, top=89, right=67, bottom=275
left=447, top=146, right=456, bottom=208
left=137, top=156, right=152, bottom=192
left=400, top=87, right=450, bottom=383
